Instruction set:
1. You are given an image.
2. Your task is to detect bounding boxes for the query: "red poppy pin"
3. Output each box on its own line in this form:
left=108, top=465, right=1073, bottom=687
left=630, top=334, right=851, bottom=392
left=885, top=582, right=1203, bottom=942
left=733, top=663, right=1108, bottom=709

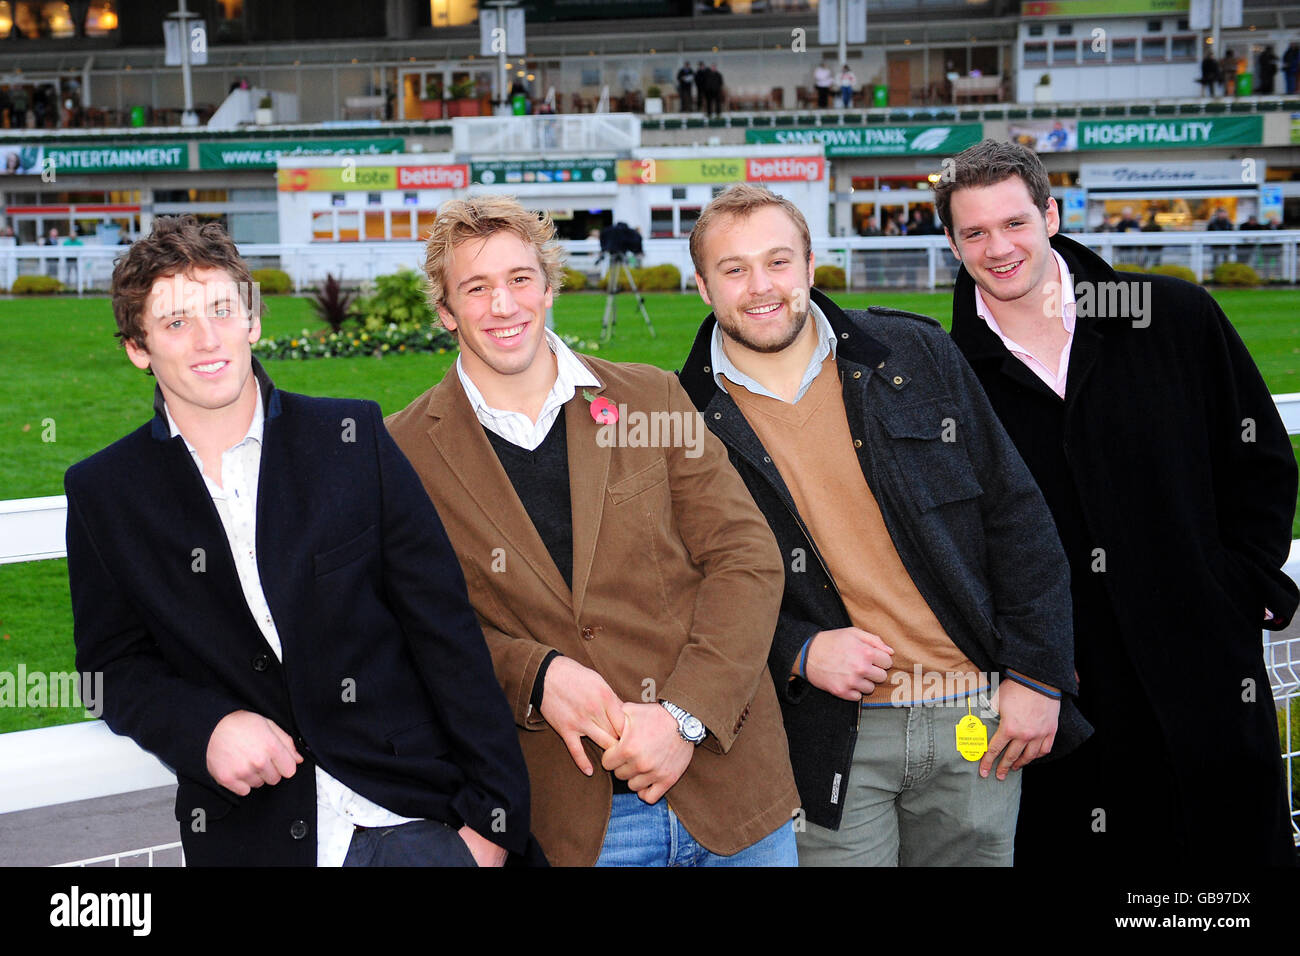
left=583, top=388, right=618, bottom=425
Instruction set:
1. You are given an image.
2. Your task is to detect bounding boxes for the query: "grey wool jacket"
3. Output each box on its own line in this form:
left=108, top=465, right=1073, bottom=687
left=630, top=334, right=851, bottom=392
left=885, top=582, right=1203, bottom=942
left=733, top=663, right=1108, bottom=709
left=679, top=288, right=1092, bottom=829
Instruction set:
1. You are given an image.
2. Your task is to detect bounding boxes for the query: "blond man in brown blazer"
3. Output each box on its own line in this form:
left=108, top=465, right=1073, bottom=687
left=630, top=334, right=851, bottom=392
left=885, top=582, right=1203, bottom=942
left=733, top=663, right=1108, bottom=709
left=386, top=196, right=800, bottom=867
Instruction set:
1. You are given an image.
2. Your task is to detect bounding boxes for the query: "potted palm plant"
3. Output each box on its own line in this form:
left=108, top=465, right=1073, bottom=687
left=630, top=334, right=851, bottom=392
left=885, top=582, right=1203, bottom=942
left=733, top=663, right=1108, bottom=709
left=255, top=94, right=273, bottom=125
left=420, top=79, right=444, bottom=120
left=645, top=84, right=663, bottom=114
left=447, top=78, right=481, bottom=117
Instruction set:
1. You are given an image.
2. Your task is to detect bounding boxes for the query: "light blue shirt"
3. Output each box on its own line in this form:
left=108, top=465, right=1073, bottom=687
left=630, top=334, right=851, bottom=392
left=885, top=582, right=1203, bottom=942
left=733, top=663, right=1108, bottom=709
left=709, top=301, right=838, bottom=404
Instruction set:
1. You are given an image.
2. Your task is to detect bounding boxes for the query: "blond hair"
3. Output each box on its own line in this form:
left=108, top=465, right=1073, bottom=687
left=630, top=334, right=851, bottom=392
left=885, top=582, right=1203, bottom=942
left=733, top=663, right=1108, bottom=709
left=422, top=196, right=565, bottom=325
left=689, top=183, right=811, bottom=276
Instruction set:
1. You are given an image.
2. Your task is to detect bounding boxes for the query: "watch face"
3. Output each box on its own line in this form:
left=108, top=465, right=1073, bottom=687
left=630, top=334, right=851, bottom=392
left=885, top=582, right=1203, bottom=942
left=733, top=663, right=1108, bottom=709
left=682, top=716, right=705, bottom=741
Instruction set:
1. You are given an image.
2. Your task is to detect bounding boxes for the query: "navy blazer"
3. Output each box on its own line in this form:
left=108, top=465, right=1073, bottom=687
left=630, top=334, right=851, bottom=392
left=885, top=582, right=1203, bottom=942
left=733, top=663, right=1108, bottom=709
left=65, top=360, right=540, bottom=866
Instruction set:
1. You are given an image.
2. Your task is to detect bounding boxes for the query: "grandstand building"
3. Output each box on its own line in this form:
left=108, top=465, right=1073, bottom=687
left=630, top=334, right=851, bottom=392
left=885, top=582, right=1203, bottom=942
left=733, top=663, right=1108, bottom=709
left=0, top=0, right=1295, bottom=244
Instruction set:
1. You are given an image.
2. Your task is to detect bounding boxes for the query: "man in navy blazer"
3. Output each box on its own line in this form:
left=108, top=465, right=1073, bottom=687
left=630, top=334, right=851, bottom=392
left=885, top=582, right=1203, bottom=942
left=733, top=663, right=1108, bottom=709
left=65, top=216, right=537, bottom=866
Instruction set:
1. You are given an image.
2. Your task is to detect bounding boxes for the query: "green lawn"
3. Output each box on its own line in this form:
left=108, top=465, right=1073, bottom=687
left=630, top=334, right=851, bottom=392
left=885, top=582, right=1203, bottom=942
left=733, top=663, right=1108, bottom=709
left=2, top=288, right=1298, bottom=732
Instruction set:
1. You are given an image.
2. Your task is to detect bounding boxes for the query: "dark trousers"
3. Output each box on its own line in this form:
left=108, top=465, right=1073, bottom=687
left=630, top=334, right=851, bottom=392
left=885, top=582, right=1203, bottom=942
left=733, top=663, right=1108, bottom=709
left=678, top=83, right=693, bottom=112
left=342, top=820, right=478, bottom=867
left=816, top=86, right=830, bottom=108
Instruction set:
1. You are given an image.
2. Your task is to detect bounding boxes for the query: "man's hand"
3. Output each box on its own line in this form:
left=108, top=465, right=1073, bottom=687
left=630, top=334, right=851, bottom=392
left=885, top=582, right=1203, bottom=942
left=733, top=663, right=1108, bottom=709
left=802, top=627, right=895, bottom=701
left=601, top=703, right=694, bottom=805
left=980, top=680, right=1060, bottom=781
left=205, top=710, right=303, bottom=796
left=538, top=657, right=625, bottom=775
left=457, top=825, right=507, bottom=867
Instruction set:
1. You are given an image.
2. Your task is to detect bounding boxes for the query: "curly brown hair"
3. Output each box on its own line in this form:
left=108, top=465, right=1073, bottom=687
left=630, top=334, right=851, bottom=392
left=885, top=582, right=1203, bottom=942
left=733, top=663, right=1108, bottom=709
left=111, top=216, right=259, bottom=351
left=422, top=196, right=565, bottom=331
left=931, top=139, right=1052, bottom=235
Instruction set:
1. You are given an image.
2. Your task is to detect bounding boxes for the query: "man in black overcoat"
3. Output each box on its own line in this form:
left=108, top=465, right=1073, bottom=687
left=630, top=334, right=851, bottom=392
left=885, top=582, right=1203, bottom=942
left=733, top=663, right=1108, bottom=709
left=937, top=140, right=1297, bottom=867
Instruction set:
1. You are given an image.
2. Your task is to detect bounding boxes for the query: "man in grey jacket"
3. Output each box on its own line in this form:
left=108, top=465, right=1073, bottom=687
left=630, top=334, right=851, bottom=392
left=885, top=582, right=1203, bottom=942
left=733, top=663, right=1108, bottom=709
left=680, top=183, right=1089, bottom=866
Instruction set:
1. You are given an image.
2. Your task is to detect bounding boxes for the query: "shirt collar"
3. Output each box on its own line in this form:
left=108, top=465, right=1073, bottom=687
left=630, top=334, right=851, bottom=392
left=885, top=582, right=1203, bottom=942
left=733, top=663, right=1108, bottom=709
left=974, top=248, right=1077, bottom=345
left=709, top=300, right=836, bottom=404
left=455, top=327, right=601, bottom=418
left=165, top=386, right=265, bottom=455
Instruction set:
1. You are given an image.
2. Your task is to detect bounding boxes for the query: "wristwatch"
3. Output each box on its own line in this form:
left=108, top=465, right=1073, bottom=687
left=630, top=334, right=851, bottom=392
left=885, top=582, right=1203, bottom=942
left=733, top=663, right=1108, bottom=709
left=660, top=700, right=706, bottom=744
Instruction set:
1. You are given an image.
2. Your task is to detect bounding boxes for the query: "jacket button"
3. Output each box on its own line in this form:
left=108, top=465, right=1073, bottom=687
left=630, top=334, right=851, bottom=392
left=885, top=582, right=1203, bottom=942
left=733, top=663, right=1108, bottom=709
left=852, top=370, right=862, bottom=379
left=289, top=820, right=308, bottom=840
left=853, top=439, right=863, bottom=449
left=762, top=456, right=771, bottom=463
left=877, top=361, right=886, bottom=369
left=252, top=654, right=270, bottom=672
left=581, top=626, right=595, bottom=640
left=703, top=365, right=711, bottom=373
left=892, top=375, right=904, bottom=386
left=840, top=332, right=849, bottom=340
left=713, top=412, right=722, bottom=420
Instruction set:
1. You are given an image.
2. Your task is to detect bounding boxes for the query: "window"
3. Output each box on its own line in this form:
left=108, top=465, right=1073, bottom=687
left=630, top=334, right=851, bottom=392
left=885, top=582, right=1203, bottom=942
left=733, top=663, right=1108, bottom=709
left=678, top=206, right=702, bottom=236
left=330, top=193, right=347, bottom=208
left=1170, top=35, right=1195, bottom=61
left=367, top=192, right=382, bottom=205
left=337, top=211, right=360, bottom=242
left=1057, top=23, right=1073, bottom=36
left=1025, top=43, right=1048, bottom=66
left=416, top=210, right=438, bottom=240
left=1146, top=20, right=1162, bottom=32
left=1052, top=41, right=1077, bottom=65
left=39, top=2, right=73, bottom=37
left=390, top=210, right=414, bottom=240
left=312, top=211, right=334, bottom=242
left=1141, top=37, right=1167, bottom=61
left=1082, top=39, right=1107, bottom=63
left=1112, top=39, right=1137, bottom=62
left=672, top=187, right=687, bottom=200
left=1027, top=24, right=1043, bottom=37
left=363, top=211, right=385, bottom=240
left=650, top=206, right=674, bottom=239
left=85, top=0, right=117, bottom=35
left=428, top=0, right=478, bottom=29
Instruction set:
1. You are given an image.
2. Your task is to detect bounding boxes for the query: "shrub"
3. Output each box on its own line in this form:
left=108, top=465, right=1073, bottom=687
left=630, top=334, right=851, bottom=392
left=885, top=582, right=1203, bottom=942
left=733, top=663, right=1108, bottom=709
left=814, top=265, right=847, bottom=290
left=601, top=263, right=681, bottom=292
left=1146, top=264, right=1197, bottom=284
left=311, top=273, right=355, bottom=334
left=352, top=268, right=437, bottom=328
left=252, top=268, right=291, bottom=294
left=561, top=267, right=588, bottom=292
left=11, top=275, right=63, bottom=294
left=253, top=323, right=456, bottom=361
left=1211, top=262, right=1261, bottom=287
left=1114, top=263, right=1147, bottom=274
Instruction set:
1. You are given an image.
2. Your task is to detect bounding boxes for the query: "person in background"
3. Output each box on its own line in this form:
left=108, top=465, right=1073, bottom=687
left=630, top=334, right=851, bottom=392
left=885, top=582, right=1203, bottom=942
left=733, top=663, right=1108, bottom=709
left=1221, top=49, right=1239, bottom=95
left=814, top=62, right=833, bottom=109
left=1199, top=51, right=1222, bottom=96
left=677, top=61, right=695, bottom=113
left=1283, top=42, right=1299, bottom=95
left=1257, top=44, right=1279, bottom=95
left=838, top=64, right=857, bottom=108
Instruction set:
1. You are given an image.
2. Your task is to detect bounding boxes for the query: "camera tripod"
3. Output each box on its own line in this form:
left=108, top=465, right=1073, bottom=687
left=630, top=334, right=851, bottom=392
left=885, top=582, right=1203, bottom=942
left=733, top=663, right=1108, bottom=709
left=599, top=253, right=656, bottom=342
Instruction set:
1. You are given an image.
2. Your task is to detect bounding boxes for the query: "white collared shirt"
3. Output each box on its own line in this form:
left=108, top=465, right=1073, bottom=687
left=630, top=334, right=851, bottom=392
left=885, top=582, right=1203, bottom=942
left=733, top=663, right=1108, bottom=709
left=709, top=301, right=838, bottom=404
left=974, top=249, right=1077, bottom=399
left=456, top=328, right=602, bottom=449
left=166, top=390, right=416, bottom=867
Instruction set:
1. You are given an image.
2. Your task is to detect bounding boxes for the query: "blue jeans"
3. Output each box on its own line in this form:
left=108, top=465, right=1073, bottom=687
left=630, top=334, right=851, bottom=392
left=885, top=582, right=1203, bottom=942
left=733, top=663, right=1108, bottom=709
left=595, top=793, right=797, bottom=867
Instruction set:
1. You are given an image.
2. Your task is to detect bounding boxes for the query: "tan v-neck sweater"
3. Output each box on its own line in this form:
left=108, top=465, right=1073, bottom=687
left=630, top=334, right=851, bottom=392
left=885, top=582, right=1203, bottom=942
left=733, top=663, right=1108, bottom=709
left=727, top=358, right=980, bottom=704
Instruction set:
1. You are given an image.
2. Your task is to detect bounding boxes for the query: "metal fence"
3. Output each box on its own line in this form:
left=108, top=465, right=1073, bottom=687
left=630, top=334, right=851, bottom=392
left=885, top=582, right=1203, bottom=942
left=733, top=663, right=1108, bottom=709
left=4, top=231, right=1299, bottom=296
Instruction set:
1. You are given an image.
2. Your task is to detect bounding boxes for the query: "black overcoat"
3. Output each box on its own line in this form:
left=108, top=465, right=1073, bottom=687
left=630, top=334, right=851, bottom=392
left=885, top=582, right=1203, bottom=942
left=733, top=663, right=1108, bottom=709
left=949, top=234, right=1297, bottom=865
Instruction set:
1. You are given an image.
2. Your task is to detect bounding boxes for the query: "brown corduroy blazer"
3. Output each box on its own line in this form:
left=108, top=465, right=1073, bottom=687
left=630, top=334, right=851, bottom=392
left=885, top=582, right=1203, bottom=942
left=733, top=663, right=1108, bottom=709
left=385, top=354, right=800, bottom=866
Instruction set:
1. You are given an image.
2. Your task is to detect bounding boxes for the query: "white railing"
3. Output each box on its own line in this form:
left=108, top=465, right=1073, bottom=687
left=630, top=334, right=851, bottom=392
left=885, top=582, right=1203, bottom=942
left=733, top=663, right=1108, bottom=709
left=451, top=111, right=641, bottom=154
left=5, top=231, right=1299, bottom=294
left=54, top=842, right=183, bottom=868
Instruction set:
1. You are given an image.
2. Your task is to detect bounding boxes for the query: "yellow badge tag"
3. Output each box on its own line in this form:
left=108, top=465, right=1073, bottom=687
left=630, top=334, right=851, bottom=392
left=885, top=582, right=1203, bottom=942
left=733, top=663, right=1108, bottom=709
left=955, top=714, right=988, bottom=762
